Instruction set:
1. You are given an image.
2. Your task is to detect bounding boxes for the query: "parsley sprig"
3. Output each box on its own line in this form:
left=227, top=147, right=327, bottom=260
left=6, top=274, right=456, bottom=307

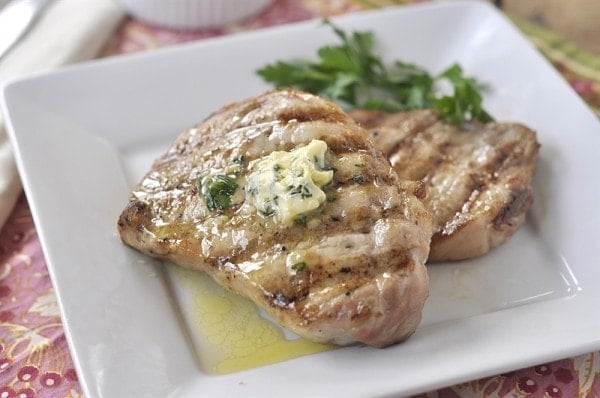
left=257, top=20, right=492, bottom=124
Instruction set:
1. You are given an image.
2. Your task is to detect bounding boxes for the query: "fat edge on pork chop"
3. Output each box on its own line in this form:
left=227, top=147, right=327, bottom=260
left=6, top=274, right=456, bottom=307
left=118, top=89, right=433, bottom=347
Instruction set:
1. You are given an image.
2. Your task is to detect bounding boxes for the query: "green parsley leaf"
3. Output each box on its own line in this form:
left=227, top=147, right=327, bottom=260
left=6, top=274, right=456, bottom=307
left=291, top=262, right=307, bottom=271
left=433, top=64, right=494, bottom=124
left=256, top=20, right=493, bottom=124
left=199, top=174, right=238, bottom=211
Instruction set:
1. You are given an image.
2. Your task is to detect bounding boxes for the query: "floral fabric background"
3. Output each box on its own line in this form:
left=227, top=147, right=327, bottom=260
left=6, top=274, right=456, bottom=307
left=0, top=197, right=80, bottom=398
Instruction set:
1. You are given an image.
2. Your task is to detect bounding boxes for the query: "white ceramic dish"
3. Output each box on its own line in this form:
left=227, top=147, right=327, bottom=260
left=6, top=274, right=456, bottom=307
left=117, top=0, right=272, bottom=29
left=2, top=1, right=600, bottom=397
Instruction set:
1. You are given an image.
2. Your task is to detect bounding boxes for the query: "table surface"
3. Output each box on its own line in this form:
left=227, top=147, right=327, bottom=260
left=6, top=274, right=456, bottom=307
left=1, top=1, right=600, bottom=397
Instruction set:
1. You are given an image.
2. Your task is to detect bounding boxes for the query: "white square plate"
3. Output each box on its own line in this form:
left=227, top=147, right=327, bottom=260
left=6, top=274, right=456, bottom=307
left=3, top=1, right=600, bottom=397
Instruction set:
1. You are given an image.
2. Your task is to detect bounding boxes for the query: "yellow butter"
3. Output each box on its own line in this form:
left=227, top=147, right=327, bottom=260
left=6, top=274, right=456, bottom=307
left=245, top=140, right=333, bottom=226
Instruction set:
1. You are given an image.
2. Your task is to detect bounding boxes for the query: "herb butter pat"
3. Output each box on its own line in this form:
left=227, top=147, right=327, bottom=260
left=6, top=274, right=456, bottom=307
left=246, top=139, right=333, bottom=226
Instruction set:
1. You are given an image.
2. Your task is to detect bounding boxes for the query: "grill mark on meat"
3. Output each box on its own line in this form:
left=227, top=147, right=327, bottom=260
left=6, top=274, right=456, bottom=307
left=278, top=106, right=348, bottom=125
left=439, top=185, right=482, bottom=236
left=493, top=185, right=533, bottom=230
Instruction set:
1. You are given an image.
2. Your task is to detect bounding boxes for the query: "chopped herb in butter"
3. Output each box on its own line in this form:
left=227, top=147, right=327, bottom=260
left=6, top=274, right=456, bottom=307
left=245, top=139, right=334, bottom=226
left=291, top=262, right=307, bottom=271
left=199, top=174, right=238, bottom=211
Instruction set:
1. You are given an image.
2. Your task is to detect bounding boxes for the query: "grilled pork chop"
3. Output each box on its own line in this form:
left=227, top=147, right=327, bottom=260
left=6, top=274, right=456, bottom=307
left=118, top=89, right=432, bottom=347
left=349, top=109, right=539, bottom=262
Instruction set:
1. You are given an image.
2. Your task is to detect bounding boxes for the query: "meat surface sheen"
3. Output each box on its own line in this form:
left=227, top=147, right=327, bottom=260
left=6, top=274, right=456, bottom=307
left=118, top=89, right=432, bottom=347
left=349, top=109, right=540, bottom=262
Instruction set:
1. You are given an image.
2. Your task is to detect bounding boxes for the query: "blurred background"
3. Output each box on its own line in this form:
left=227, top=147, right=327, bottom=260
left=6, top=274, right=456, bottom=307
left=500, top=0, right=600, bottom=54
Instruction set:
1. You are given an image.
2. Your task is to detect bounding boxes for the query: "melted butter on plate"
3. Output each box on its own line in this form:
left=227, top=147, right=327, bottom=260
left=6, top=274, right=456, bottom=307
left=168, top=266, right=333, bottom=374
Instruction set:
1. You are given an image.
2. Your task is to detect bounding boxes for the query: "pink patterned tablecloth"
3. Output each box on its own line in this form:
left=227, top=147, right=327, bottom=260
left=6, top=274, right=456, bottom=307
left=2, top=1, right=600, bottom=397
left=0, top=196, right=80, bottom=398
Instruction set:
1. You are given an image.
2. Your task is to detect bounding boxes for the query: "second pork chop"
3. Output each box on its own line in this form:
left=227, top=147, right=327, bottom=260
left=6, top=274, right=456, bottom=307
left=350, top=109, right=540, bottom=262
